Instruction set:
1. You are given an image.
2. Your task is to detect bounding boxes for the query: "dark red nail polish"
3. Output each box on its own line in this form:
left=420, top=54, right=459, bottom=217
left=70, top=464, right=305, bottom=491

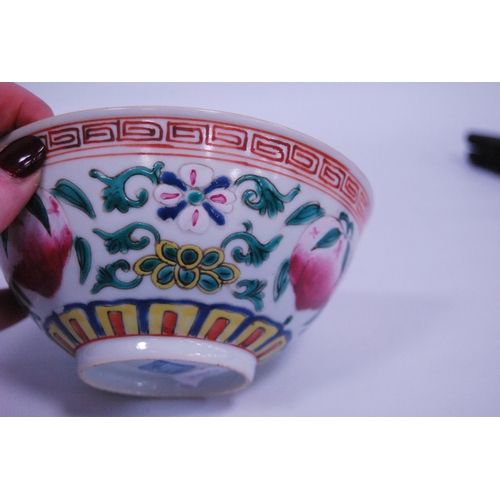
left=0, top=136, right=46, bottom=179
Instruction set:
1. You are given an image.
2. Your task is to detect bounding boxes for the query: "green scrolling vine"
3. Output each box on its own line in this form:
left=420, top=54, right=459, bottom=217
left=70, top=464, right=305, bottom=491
left=35, top=161, right=300, bottom=312
left=22, top=159, right=355, bottom=314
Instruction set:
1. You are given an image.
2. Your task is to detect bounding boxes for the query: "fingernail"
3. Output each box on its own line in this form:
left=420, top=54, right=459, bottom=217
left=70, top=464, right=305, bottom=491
left=0, top=136, right=46, bottom=179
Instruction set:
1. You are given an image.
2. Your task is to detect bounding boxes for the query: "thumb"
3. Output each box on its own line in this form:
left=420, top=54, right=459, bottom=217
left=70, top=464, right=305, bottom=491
left=0, top=136, right=46, bottom=232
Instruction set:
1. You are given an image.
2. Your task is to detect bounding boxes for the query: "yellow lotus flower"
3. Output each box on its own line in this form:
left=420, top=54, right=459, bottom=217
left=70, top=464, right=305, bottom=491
left=134, top=240, right=239, bottom=294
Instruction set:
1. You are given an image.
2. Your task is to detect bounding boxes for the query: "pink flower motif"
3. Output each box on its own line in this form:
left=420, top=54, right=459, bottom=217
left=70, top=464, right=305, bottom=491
left=6, top=189, right=72, bottom=298
left=290, top=215, right=351, bottom=311
left=154, top=163, right=235, bottom=233
left=178, top=206, right=210, bottom=233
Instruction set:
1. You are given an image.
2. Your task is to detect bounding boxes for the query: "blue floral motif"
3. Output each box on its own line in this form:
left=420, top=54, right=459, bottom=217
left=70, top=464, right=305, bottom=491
left=154, top=164, right=235, bottom=234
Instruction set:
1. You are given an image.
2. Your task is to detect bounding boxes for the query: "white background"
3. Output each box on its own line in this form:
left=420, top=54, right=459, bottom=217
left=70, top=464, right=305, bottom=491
left=1, top=82, right=499, bottom=416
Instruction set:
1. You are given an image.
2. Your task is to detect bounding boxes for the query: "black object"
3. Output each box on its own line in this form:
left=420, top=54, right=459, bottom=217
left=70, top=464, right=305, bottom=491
left=468, top=133, right=500, bottom=174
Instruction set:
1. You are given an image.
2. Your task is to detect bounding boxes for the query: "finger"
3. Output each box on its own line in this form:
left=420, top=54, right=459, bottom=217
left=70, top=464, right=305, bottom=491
left=0, top=83, right=53, bottom=136
left=0, top=84, right=52, bottom=232
left=0, top=289, right=28, bottom=331
left=0, top=84, right=53, bottom=330
left=0, top=136, right=46, bottom=232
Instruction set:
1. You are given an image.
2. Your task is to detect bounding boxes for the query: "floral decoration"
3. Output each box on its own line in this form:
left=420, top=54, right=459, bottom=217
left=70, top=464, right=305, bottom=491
left=134, top=240, right=240, bottom=294
left=154, top=164, right=235, bottom=233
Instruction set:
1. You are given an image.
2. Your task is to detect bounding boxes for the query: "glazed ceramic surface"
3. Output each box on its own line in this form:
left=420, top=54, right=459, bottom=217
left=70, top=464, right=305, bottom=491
left=0, top=107, right=373, bottom=397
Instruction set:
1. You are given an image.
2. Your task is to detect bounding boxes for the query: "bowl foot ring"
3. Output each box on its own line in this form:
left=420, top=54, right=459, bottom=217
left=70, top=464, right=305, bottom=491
left=76, top=336, right=256, bottom=398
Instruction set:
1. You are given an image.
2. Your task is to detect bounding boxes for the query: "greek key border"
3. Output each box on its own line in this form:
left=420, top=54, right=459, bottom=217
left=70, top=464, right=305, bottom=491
left=36, top=116, right=372, bottom=227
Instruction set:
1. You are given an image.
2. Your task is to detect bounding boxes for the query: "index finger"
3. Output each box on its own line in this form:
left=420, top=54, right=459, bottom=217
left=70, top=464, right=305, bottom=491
left=0, top=83, right=54, bottom=137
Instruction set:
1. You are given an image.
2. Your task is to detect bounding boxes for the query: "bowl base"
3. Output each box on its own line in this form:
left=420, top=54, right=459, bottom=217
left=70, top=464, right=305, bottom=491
left=75, top=336, right=256, bottom=398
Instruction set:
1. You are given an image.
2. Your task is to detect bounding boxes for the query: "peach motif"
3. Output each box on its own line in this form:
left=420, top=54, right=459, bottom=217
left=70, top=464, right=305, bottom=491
left=290, top=216, right=350, bottom=311
left=6, top=189, right=72, bottom=298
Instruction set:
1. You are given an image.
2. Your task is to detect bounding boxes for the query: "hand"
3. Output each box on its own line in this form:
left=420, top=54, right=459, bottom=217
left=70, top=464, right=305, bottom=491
left=0, top=83, right=53, bottom=330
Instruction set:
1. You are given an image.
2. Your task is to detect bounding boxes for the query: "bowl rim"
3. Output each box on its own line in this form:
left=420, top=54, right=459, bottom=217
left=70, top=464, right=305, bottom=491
left=0, top=105, right=373, bottom=204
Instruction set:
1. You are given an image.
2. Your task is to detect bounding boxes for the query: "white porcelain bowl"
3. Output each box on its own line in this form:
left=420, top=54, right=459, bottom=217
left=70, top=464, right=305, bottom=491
left=0, top=107, right=373, bottom=397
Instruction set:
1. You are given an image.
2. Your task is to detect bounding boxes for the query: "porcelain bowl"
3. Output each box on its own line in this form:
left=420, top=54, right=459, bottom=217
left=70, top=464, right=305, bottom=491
left=0, top=107, right=373, bottom=397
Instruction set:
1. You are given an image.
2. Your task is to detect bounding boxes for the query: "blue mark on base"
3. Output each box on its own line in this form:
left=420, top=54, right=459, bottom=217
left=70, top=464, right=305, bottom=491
left=138, top=360, right=196, bottom=374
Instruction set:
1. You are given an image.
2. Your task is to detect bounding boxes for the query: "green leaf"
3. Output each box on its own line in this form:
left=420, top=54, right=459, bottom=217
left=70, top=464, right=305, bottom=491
left=93, top=223, right=160, bottom=254
left=233, top=279, right=266, bottom=311
left=285, top=203, right=325, bottom=226
left=91, top=260, right=142, bottom=294
left=235, top=175, right=300, bottom=218
left=93, top=229, right=123, bottom=254
left=339, top=212, right=350, bottom=225
left=90, top=163, right=162, bottom=214
left=74, top=237, right=92, bottom=284
left=221, top=223, right=283, bottom=267
left=274, top=258, right=290, bottom=302
left=51, top=179, right=96, bottom=219
left=339, top=212, right=354, bottom=236
left=313, top=228, right=342, bottom=250
left=26, top=192, right=51, bottom=235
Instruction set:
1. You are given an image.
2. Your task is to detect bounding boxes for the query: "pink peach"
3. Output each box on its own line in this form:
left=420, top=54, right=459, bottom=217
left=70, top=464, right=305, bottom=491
left=7, top=189, right=72, bottom=298
left=290, top=216, right=347, bottom=311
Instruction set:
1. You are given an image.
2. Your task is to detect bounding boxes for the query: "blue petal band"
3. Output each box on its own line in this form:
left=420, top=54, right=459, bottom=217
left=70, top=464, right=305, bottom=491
left=161, top=172, right=187, bottom=191
left=204, top=176, right=231, bottom=194
left=202, top=202, right=225, bottom=226
left=157, top=200, right=188, bottom=220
